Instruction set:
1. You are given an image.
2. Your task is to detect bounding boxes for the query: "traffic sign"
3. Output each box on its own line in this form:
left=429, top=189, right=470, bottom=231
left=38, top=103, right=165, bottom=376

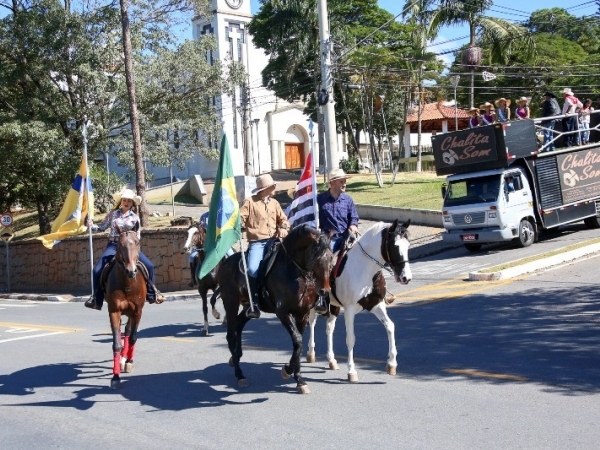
left=1, top=227, right=14, bottom=242
left=1, top=213, right=13, bottom=227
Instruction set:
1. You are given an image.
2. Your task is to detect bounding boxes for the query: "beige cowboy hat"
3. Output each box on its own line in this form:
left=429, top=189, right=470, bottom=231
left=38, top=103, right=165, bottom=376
left=113, top=188, right=141, bottom=206
left=251, top=174, right=277, bottom=194
left=494, top=98, right=511, bottom=107
left=479, top=102, right=495, bottom=110
left=517, top=96, right=529, bottom=103
left=328, top=168, right=350, bottom=182
left=287, top=187, right=296, bottom=199
left=468, top=106, right=478, bottom=112
left=562, top=88, right=573, bottom=96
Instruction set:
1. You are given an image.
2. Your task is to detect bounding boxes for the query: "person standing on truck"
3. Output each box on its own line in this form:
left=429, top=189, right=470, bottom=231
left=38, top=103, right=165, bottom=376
left=579, top=99, right=594, bottom=145
left=515, top=97, right=530, bottom=120
left=468, top=107, right=481, bottom=128
left=480, top=102, right=496, bottom=125
left=562, top=88, right=583, bottom=147
left=494, top=98, right=511, bottom=123
left=541, top=91, right=561, bottom=151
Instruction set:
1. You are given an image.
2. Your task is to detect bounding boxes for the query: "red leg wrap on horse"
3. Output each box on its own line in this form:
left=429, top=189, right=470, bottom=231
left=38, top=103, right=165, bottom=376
left=128, top=344, right=135, bottom=361
left=121, top=336, right=130, bottom=358
left=113, top=352, right=121, bottom=375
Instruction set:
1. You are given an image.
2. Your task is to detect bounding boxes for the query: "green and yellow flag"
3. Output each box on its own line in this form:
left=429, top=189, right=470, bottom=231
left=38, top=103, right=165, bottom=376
left=198, top=134, right=241, bottom=278
left=38, top=155, right=94, bottom=249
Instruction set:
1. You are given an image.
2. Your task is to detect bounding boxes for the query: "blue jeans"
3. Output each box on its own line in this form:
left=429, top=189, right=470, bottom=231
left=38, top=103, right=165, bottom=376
left=563, top=116, right=578, bottom=146
left=330, top=235, right=345, bottom=253
left=542, top=120, right=556, bottom=151
left=247, top=239, right=268, bottom=279
left=93, top=242, right=155, bottom=307
left=580, top=122, right=590, bottom=144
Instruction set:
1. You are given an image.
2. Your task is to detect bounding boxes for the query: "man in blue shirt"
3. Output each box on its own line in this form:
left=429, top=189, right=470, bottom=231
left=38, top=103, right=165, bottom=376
left=317, top=168, right=359, bottom=253
left=316, top=168, right=359, bottom=314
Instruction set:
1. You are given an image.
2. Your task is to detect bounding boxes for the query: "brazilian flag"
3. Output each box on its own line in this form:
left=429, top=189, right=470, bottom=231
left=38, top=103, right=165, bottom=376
left=198, top=135, right=241, bottom=279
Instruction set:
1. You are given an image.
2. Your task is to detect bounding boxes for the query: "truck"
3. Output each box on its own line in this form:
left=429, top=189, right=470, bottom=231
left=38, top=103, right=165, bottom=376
left=431, top=118, right=600, bottom=252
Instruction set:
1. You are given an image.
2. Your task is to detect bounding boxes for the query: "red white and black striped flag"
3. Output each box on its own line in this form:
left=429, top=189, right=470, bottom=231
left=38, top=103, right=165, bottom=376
left=287, top=151, right=318, bottom=229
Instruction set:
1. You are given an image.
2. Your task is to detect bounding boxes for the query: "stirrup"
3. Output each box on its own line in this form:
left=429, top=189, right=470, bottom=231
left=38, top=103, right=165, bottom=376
left=246, top=303, right=261, bottom=319
left=84, top=296, right=101, bottom=311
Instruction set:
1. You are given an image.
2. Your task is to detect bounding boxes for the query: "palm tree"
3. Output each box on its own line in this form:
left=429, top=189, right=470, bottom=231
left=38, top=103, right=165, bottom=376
left=435, top=0, right=535, bottom=106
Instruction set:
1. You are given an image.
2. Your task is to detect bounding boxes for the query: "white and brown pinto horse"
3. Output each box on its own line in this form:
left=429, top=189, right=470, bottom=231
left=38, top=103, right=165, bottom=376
left=307, top=219, right=411, bottom=382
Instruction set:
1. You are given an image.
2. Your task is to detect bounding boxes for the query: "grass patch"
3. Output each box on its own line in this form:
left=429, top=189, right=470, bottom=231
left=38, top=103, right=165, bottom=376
left=479, top=237, right=600, bottom=273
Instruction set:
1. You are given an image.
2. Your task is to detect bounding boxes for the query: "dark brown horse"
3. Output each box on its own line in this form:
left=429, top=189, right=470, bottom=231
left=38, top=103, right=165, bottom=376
left=183, top=222, right=224, bottom=334
left=105, top=225, right=147, bottom=389
left=217, top=225, right=334, bottom=394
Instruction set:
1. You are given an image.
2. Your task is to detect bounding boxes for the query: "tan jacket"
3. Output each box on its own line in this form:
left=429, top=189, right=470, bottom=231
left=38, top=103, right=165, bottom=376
left=240, top=195, right=289, bottom=241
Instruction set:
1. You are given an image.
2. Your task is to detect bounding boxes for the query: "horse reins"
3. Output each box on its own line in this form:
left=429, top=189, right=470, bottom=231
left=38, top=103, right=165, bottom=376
left=279, top=240, right=311, bottom=278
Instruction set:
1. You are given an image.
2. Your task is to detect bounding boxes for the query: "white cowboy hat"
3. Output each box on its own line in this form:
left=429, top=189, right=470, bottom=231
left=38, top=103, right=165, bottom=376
left=328, top=168, right=350, bottom=182
left=494, top=98, right=511, bottom=107
left=251, top=174, right=277, bottom=194
left=562, top=88, right=573, bottom=95
left=114, top=188, right=141, bottom=206
left=468, top=106, right=478, bottom=112
left=479, top=102, right=494, bottom=110
left=517, top=96, right=528, bottom=103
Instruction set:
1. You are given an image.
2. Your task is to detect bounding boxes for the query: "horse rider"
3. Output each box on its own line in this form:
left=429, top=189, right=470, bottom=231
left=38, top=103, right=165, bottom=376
left=240, top=174, right=290, bottom=319
left=316, top=168, right=359, bottom=313
left=84, top=188, right=165, bottom=310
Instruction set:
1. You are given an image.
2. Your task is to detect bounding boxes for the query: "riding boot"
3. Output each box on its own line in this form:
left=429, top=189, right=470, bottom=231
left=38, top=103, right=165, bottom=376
left=315, top=291, right=329, bottom=315
left=246, top=277, right=261, bottom=319
left=146, top=284, right=166, bottom=304
left=188, top=265, right=197, bottom=288
left=84, top=294, right=102, bottom=311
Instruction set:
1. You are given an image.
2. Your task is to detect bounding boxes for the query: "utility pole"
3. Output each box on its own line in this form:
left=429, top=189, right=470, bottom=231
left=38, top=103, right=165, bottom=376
left=317, top=0, right=339, bottom=176
left=242, top=84, right=253, bottom=176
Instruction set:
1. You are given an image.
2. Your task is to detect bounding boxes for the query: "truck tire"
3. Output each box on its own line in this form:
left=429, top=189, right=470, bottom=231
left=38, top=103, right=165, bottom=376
left=517, top=219, right=535, bottom=248
left=584, top=215, right=600, bottom=229
left=464, top=243, right=482, bottom=252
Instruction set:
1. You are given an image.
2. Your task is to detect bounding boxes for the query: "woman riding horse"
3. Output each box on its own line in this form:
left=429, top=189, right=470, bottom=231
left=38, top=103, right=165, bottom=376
left=84, top=189, right=164, bottom=310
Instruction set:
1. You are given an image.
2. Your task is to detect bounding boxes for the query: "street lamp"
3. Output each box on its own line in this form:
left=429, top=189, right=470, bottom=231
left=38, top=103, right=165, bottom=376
left=450, top=75, right=460, bottom=131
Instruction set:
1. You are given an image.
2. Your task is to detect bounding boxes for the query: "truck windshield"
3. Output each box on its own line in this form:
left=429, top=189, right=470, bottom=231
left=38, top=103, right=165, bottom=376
left=444, top=175, right=501, bottom=206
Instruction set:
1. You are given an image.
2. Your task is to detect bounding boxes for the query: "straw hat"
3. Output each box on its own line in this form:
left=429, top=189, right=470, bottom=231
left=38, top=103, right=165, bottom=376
left=328, top=168, right=350, bottom=182
left=251, top=174, right=276, bottom=194
left=479, top=102, right=495, bottom=110
left=287, top=187, right=296, bottom=199
left=113, top=188, right=141, bottom=206
left=468, top=106, right=478, bottom=112
left=494, top=98, right=511, bottom=107
left=562, top=88, right=573, bottom=96
left=517, top=96, right=528, bottom=103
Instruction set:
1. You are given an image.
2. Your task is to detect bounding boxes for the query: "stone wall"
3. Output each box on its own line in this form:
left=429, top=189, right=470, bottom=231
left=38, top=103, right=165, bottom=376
left=0, top=228, right=193, bottom=294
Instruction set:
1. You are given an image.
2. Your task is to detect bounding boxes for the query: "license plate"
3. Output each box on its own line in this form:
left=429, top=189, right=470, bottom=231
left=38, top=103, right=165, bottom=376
left=462, top=234, right=477, bottom=241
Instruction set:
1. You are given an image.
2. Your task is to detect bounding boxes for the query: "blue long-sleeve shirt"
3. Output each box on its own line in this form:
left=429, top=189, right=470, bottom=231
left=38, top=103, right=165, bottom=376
left=317, top=190, right=359, bottom=236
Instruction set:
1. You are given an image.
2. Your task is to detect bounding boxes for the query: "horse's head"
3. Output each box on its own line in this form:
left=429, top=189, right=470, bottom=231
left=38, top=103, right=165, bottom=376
left=182, top=222, right=205, bottom=253
left=383, top=219, right=412, bottom=285
left=116, top=225, right=140, bottom=279
left=283, top=225, right=334, bottom=296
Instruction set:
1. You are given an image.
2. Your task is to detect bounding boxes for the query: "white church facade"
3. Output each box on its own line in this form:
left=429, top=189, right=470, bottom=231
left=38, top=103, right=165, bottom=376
left=107, top=0, right=348, bottom=185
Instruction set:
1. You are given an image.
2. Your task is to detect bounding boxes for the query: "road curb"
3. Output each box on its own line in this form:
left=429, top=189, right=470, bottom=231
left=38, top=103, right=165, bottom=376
left=0, top=293, right=67, bottom=302
left=469, top=242, right=600, bottom=281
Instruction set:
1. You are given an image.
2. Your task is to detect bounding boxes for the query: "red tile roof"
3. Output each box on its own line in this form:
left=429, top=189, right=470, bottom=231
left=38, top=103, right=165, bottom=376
left=406, top=102, right=471, bottom=123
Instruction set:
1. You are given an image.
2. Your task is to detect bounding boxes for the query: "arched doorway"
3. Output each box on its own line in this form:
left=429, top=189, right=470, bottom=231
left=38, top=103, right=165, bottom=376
left=284, top=125, right=307, bottom=169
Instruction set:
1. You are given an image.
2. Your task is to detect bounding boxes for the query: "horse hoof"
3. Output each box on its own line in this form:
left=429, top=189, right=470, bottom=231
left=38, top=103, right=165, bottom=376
left=306, top=354, right=316, bottom=363
left=228, top=357, right=234, bottom=367
left=110, top=378, right=121, bottom=390
left=387, top=364, right=397, bottom=376
left=212, top=310, right=221, bottom=320
left=297, top=384, right=311, bottom=394
left=238, top=378, right=249, bottom=388
left=124, top=362, right=134, bottom=373
left=201, top=328, right=208, bottom=337
left=281, top=365, right=292, bottom=380
left=348, top=373, right=359, bottom=383
left=329, top=361, right=339, bottom=370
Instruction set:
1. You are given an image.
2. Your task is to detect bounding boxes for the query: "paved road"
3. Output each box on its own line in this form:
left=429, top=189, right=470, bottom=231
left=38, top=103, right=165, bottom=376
left=2, top=253, right=600, bottom=449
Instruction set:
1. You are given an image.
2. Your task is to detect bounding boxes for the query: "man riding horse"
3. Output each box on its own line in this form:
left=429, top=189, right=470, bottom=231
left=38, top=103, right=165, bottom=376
left=316, top=168, right=359, bottom=314
left=240, top=174, right=290, bottom=319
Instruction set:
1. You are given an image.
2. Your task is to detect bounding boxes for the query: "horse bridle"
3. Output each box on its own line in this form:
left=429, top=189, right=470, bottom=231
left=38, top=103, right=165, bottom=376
left=355, top=226, right=408, bottom=275
left=280, top=239, right=311, bottom=278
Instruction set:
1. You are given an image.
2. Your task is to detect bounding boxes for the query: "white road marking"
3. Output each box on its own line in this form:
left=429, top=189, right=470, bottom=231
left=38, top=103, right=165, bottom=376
left=0, top=331, right=68, bottom=343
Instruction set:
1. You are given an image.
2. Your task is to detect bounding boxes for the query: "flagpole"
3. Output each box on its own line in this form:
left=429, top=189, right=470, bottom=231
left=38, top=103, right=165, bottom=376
left=309, top=119, right=319, bottom=229
left=237, top=236, right=256, bottom=315
left=82, top=118, right=94, bottom=298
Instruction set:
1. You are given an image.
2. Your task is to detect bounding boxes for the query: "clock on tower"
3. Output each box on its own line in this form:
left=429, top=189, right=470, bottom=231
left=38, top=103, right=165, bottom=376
left=224, top=0, right=242, bottom=9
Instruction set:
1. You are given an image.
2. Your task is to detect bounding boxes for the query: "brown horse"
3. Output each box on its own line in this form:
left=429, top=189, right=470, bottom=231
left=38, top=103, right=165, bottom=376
left=217, top=225, right=334, bottom=394
left=182, top=222, right=224, bottom=334
left=105, top=225, right=147, bottom=389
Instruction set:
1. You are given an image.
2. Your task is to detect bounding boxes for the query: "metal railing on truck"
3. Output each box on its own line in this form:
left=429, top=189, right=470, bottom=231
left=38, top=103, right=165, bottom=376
left=534, top=110, right=600, bottom=152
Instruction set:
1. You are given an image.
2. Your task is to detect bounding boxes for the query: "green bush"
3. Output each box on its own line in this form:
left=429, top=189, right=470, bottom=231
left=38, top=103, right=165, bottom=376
left=340, top=157, right=359, bottom=173
left=90, top=164, right=125, bottom=213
